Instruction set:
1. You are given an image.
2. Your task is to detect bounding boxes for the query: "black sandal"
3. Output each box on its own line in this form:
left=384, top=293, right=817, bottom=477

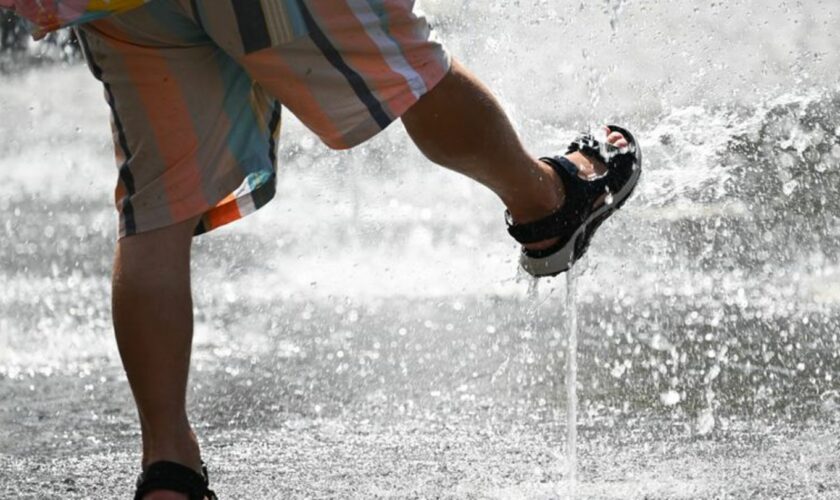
left=507, top=125, right=642, bottom=277
left=134, top=461, right=218, bottom=500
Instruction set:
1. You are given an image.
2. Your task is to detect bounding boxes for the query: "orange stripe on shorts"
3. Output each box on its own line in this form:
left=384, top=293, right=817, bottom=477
left=102, top=26, right=206, bottom=222
left=206, top=192, right=243, bottom=228
left=244, top=49, right=348, bottom=149
left=305, top=0, right=417, bottom=118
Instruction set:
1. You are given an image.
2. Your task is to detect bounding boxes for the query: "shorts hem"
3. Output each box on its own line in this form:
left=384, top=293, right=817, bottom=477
left=117, top=169, right=277, bottom=239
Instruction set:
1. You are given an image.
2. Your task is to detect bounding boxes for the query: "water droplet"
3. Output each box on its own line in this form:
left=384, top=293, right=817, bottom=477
left=660, top=390, right=681, bottom=406
left=696, top=407, right=715, bottom=435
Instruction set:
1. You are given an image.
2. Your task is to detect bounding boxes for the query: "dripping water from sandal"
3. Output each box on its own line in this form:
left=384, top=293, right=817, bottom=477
left=564, top=263, right=580, bottom=499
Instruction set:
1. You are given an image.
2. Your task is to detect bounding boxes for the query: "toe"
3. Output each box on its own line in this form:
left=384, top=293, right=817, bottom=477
left=607, top=131, right=629, bottom=149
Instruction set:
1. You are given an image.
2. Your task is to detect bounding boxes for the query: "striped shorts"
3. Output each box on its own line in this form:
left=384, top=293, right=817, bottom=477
left=78, top=0, right=451, bottom=238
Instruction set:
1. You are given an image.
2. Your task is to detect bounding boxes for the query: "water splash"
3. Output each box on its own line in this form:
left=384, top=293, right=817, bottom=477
left=604, top=0, right=630, bottom=37
left=527, top=276, right=540, bottom=299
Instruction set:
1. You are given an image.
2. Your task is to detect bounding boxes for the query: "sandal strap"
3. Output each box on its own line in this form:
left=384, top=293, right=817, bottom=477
left=507, top=156, right=607, bottom=245
left=506, top=126, right=639, bottom=246
left=566, top=132, right=607, bottom=161
left=568, top=129, right=637, bottom=191
left=134, top=461, right=218, bottom=500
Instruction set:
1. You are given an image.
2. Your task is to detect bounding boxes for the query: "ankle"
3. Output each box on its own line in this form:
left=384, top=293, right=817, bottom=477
left=504, top=160, right=564, bottom=224
left=142, top=429, right=203, bottom=473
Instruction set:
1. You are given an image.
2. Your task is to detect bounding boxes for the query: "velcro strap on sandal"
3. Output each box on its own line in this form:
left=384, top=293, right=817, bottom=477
left=506, top=157, right=607, bottom=244
left=507, top=206, right=581, bottom=245
left=567, top=131, right=630, bottom=170
left=134, top=461, right=217, bottom=500
left=566, top=133, right=604, bottom=160
left=568, top=127, right=639, bottom=194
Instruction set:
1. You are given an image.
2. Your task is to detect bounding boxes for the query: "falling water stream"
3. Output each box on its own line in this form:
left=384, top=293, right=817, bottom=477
left=564, top=267, right=579, bottom=498
left=530, top=263, right=580, bottom=498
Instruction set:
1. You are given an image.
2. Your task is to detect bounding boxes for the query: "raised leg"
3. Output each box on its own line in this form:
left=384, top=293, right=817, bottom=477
left=402, top=59, right=628, bottom=249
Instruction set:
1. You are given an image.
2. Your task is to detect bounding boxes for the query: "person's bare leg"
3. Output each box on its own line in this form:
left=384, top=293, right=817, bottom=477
left=112, top=215, right=205, bottom=500
left=403, top=59, right=628, bottom=248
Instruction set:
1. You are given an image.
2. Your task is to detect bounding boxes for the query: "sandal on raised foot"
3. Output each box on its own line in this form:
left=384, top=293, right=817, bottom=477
left=507, top=125, right=642, bottom=277
left=134, top=461, right=218, bottom=500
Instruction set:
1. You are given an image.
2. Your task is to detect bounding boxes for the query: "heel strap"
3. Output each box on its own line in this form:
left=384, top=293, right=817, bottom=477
left=507, top=156, right=607, bottom=245
left=134, top=461, right=218, bottom=500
